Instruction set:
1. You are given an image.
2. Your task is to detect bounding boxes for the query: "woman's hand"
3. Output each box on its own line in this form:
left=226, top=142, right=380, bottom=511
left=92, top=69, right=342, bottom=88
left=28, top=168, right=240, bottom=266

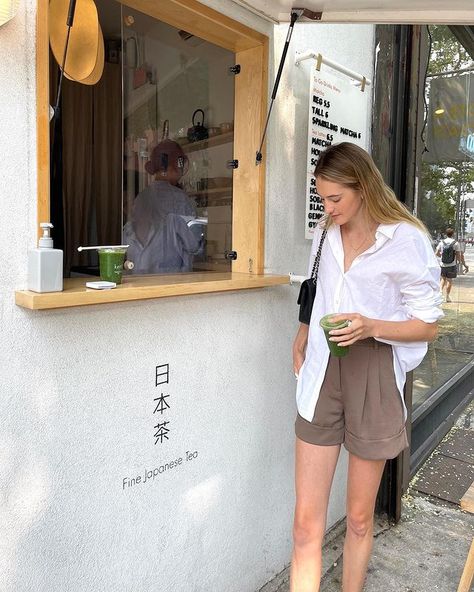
left=293, top=323, right=309, bottom=376
left=327, top=313, right=376, bottom=347
left=327, top=313, right=438, bottom=344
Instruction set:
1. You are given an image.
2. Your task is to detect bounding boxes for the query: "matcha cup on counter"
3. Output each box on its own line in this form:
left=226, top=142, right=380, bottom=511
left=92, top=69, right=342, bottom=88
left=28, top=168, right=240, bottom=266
left=98, top=248, right=127, bottom=284
left=320, top=314, right=350, bottom=357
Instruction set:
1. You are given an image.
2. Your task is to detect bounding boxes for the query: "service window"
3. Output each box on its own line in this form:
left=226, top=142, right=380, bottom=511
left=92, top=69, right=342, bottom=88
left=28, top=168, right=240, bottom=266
left=21, top=0, right=285, bottom=309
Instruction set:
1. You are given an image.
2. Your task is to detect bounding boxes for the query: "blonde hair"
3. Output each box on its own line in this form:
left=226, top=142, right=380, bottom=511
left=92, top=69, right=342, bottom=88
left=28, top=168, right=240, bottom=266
left=314, top=142, right=427, bottom=233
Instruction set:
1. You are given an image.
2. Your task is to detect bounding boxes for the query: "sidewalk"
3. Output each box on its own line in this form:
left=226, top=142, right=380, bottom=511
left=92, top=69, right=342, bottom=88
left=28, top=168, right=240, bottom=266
left=441, top=245, right=474, bottom=349
left=413, top=246, right=474, bottom=408
left=260, top=400, right=474, bottom=592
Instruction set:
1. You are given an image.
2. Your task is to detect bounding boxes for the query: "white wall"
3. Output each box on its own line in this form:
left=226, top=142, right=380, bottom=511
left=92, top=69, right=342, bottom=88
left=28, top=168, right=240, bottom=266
left=265, top=21, right=375, bottom=275
left=0, top=2, right=374, bottom=590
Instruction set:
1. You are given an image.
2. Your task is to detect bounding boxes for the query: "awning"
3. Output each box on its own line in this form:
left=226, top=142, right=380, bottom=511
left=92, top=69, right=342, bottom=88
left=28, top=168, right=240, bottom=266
left=230, top=0, right=474, bottom=24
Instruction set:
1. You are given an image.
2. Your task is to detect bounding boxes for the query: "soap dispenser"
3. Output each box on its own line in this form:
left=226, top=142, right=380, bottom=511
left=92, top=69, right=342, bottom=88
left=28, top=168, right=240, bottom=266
left=28, top=223, right=63, bottom=292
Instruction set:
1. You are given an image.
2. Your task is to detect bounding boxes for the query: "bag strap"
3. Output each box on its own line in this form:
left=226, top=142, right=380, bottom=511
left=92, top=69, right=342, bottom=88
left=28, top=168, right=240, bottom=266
left=310, top=226, right=328, bottom=286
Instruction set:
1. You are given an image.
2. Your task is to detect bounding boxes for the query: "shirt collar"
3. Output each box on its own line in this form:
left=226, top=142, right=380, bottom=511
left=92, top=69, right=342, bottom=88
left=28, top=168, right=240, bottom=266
left=376, top=223, right=400, bottom=239
left=326, top=221, right=400, bottom=239
left=326, top=221, right=400, bottom=273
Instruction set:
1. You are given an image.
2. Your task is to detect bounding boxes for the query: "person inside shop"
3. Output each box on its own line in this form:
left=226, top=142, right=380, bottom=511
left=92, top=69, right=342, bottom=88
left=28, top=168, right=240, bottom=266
left=291, top=143, right=443, bottom=592
left=435, top=227, right=462, bottom=302
left=123, top=139, right=201, bottom=274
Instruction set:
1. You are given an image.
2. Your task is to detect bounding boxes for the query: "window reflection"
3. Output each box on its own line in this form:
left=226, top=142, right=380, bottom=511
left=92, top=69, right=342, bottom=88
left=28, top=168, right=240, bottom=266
left=50, top=0, right=234, bottom=278
left=121, top=9, right=235, bottom=274
left=123, top=139, right=201, bottom=273
left=413, top=25, right=474, bottom=409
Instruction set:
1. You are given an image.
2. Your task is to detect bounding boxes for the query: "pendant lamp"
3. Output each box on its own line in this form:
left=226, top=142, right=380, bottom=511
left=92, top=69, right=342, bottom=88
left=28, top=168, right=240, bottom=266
left=49, top=0, right=104, bottom=84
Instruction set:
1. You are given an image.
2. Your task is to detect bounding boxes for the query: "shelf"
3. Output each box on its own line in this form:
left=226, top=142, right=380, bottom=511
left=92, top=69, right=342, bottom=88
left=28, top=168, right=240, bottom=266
left=181, top=131, right=233, bottom=153
left=15, top=272, right=290, bottom=310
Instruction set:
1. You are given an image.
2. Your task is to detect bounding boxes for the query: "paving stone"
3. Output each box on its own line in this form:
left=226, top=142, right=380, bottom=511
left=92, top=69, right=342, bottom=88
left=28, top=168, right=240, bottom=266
left=437, top=428, right=474, bottom=464
left=413, top=453, right=474, bottom=504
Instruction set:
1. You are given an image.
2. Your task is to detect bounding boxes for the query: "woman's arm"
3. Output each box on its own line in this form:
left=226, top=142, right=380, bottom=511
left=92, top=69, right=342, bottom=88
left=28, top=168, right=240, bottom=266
left=329, top=230, right=443, bottom=347
left=328, top=314, right=438, bottom=346
left=293, top=323, right=309, bottom=375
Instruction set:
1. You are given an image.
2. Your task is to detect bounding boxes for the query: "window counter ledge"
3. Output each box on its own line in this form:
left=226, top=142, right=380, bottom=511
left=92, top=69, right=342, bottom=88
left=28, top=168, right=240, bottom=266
left=15, top=272, right=290, bottom=310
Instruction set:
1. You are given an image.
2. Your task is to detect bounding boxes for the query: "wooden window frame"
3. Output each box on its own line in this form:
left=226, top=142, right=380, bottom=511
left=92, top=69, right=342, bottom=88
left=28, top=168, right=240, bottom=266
left=19, top=0, right=289, bottom=310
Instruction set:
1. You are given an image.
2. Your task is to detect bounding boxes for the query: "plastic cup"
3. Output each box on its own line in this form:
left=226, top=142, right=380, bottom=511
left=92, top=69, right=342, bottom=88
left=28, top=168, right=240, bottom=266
left=319, top=314, right=350, bottom=357
left=98, top=248, right=127, bottom=284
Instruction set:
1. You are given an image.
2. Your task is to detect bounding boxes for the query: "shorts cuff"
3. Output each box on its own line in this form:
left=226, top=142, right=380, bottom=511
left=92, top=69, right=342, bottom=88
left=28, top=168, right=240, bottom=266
left=295, top=413, right=344, bottom=447
left=344, top=426, right=409, bottom=460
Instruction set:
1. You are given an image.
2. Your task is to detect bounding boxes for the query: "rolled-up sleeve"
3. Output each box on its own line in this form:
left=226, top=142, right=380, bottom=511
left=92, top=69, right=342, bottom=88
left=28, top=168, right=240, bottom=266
left=400, top=235, right=444, bottom=323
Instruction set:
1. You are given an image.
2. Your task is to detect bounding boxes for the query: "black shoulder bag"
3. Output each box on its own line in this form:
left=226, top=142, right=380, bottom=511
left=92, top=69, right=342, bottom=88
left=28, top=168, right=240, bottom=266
left=297, top=227, right=328, bottom=325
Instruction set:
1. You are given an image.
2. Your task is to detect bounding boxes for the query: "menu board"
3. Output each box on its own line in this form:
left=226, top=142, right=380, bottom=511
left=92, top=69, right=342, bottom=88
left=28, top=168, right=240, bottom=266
left=305, top=68, right=369, bottom=239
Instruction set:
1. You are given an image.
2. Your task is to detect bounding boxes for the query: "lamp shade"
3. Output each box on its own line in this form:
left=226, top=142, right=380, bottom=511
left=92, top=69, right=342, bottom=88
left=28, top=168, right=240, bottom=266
left=49, top=0, right=101, bottom=82
left=0, top=0, right=20, bottom=27
left=64, top=23, right=104, bottom=85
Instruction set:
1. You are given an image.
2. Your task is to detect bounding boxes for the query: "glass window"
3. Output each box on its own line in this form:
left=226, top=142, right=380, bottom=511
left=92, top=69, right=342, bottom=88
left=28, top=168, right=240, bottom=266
left=51, top=0, right=235, bottom=277
left=413, top=25, right=474, bottom=409
left=121, top=7, right=235, bottom=275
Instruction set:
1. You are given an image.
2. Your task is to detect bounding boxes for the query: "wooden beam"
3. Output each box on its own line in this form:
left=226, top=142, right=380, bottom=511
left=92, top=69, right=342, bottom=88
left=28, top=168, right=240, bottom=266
left=461, top=480, right=474, bottom=514
left=458, top=540, right=474, bottom=592
left=232, top=42, right=268, bottom=274
left=458, top=482, right=474, bottom=592
left=118, top=0, right=266, bottom=52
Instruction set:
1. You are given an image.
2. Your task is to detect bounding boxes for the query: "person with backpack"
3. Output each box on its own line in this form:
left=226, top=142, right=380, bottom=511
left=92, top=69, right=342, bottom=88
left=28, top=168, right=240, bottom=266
left=435, top=228, right=462, bottom=302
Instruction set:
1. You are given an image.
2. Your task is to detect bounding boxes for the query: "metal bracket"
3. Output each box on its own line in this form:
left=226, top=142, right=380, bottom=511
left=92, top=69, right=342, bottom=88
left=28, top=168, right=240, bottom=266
left=291, top=8, right=322, bottom=21
left=316, top=53, right=323, bottom=71
left=229, top=64, right=241, bottom=75
left=289, top=273, right=306, bottom=285
left=225, top=250, right=238, bottom=261
left=227, top=159, right=239, bottom=169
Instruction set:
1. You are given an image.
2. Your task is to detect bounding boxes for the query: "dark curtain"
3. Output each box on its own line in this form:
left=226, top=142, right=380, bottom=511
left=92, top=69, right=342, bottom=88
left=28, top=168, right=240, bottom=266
left=92, top=63, right=122, bottom=248
left=50, top=59, right=122, bottom=276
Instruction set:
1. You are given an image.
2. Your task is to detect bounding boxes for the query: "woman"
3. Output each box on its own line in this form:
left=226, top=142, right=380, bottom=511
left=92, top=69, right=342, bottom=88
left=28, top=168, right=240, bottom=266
left=123, top=140, right=201, bottom=274
left=291, top=143, right=443, bottom=592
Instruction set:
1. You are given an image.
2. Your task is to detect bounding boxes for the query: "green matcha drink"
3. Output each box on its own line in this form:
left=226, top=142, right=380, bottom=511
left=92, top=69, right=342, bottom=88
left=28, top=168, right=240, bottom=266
left=320, top=314, right=350, bottom=357
left=98, top=248, right=127, bottom=284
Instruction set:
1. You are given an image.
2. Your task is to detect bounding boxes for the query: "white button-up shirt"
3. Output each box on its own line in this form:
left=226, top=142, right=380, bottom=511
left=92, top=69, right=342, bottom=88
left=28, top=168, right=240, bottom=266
left=296, top=221, right=444, bottom=422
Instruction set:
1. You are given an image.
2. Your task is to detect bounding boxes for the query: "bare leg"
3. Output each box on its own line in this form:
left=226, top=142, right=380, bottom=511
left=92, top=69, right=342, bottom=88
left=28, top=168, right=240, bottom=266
left=445, top=277, right=453, bottom=301
left=290, top=438, right=341, bottom=592
left=342, top=454, right=386, bottom=592
left=440, top=276, right=446, bottom=296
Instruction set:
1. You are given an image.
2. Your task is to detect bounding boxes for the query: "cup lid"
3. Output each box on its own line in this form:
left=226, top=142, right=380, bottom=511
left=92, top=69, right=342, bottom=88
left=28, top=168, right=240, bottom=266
left=319, top=314, right=349, bottom=329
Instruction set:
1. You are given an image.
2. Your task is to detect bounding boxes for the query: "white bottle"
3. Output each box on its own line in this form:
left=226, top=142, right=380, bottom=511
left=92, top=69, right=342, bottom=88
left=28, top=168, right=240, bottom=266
left=28, top=223, right=63, bottom=292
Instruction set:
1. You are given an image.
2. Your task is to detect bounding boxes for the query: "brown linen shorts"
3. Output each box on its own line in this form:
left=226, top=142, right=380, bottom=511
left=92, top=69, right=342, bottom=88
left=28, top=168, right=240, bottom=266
left=295, top=339, right=408, bottom=460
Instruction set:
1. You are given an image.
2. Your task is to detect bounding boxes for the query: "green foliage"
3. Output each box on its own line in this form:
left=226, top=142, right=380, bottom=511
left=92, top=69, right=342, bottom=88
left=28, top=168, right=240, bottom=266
left=420, top=160, right=474, bottom=234
left=420, top=26, right=474, bottom=235
left=428, top=25, right=472, bottom=74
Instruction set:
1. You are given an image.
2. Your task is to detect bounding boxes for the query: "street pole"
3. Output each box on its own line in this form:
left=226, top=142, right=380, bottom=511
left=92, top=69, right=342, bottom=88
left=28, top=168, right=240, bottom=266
left=455, top=162, right=464, bottom=238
